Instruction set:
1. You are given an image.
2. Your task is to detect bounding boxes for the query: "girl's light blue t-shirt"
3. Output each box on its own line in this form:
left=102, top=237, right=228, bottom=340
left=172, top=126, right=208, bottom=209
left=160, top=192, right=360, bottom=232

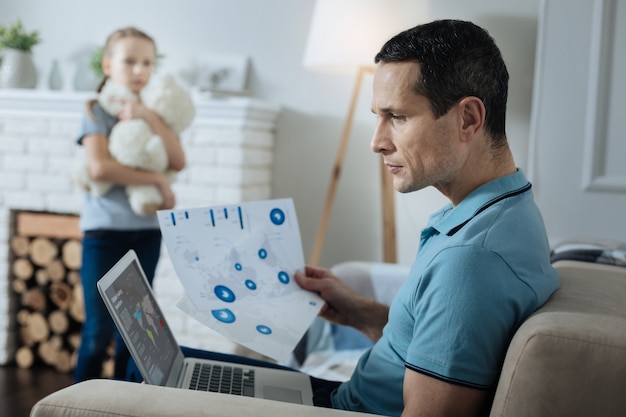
left=77, top=102, right=159, bottom=231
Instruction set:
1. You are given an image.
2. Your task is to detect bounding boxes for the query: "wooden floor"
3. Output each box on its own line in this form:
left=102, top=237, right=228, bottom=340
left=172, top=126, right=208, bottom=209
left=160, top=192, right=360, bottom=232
left=0, top=364, right=74, bottom=417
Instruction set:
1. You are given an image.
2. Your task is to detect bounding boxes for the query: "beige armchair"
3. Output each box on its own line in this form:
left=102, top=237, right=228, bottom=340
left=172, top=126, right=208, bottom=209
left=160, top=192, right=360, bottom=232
left=31, top=259, right=626, bottom=417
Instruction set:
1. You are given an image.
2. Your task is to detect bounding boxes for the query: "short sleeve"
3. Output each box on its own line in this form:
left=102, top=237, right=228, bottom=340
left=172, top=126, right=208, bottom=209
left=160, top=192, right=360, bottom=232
left=405, top=245, right=530, bottom=388
left=76, top=102, right=116, bottom=145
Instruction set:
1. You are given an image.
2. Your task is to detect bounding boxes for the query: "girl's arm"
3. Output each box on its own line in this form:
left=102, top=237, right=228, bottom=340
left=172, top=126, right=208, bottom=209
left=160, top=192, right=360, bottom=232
left=83, top=133, right=175, bottom=209
left=117, top=101, right=186, bottom=171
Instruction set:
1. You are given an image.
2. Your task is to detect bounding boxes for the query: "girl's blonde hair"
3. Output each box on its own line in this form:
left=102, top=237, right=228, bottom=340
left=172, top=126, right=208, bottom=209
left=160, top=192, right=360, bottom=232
left=86, top=26, right=157, bottom=116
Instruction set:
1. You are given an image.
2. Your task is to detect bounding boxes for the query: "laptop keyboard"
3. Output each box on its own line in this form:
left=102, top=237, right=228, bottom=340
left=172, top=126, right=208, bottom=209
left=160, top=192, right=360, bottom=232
left=188, top=363, right=255, bottom=397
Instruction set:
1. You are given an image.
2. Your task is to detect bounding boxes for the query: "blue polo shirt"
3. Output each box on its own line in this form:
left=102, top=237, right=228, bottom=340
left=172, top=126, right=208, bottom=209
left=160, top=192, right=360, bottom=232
left=331, top=169, right=560, bottom=416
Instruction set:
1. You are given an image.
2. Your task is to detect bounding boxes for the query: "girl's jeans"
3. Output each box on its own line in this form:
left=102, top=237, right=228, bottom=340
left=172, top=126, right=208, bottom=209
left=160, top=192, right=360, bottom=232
left=73, top=229, right=161, bottom=382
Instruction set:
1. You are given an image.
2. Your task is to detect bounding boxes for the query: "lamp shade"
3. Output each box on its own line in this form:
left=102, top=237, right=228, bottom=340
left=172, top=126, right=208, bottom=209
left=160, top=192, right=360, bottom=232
left=303, top=0, right=429, bottom=71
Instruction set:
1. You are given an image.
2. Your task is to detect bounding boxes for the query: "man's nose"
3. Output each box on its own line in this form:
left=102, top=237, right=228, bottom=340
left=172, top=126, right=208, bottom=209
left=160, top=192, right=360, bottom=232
left=370, top=122, right=389, bottom=154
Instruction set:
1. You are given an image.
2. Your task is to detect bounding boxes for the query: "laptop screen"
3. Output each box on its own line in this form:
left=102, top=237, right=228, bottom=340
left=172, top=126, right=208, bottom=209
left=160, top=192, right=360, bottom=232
left=100, top=256, right=180, bottom=386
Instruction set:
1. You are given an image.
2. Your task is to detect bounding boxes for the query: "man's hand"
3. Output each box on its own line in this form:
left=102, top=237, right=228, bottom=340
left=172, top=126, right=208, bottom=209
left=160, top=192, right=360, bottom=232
left=295, top=265, right=389, bottom=342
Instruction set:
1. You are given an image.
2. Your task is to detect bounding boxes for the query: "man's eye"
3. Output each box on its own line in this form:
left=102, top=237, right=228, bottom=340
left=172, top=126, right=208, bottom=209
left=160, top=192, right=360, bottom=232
left=391, top=114, right=404, bottom=121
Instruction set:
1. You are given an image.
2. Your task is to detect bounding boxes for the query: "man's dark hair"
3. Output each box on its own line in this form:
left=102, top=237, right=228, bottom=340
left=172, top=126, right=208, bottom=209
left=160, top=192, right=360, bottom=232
left=375, top=19, right=509, bottom=144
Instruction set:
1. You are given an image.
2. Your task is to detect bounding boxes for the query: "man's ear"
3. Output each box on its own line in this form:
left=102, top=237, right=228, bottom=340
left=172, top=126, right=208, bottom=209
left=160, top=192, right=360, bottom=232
left=458, top=96, right=485, bottom=142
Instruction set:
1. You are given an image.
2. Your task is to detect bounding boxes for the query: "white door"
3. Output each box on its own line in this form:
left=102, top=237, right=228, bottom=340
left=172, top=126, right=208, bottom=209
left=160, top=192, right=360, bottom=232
left=529, top=0, right=626, bottom=245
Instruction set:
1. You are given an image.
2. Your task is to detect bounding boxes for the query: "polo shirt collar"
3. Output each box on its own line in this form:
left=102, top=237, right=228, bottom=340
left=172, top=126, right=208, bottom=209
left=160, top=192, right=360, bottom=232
left=429, top=169, right=532, bottom=237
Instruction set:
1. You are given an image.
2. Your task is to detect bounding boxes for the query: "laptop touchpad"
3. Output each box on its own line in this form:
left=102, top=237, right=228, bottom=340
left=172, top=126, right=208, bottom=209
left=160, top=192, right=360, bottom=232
left=262, top=386, right=303, bottom=404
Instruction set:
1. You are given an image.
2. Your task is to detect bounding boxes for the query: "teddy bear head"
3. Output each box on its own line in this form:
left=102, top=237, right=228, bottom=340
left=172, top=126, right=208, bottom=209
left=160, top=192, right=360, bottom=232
left=97, top=79, right=140, bottom=117
left=141, top=74, right=196, bottom=133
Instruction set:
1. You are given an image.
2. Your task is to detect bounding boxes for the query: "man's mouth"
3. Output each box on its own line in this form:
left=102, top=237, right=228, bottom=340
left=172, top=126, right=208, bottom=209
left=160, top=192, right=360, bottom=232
left=385, top=162, right=402, bottom=174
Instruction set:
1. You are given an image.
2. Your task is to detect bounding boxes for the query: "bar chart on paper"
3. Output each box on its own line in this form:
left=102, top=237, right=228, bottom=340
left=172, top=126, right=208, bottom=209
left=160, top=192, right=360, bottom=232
left=157, top=198, right=323, bottom=361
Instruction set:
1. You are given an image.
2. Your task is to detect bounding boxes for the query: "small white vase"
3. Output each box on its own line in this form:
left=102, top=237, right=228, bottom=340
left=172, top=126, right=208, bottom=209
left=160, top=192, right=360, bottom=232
left=0, top=48, right=37, bottom=89
left=48, top=59, right=63, bottom=90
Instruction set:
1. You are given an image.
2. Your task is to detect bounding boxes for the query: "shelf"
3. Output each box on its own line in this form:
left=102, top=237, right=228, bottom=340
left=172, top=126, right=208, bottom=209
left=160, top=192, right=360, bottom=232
left=0, top=88, right=281, bottom=128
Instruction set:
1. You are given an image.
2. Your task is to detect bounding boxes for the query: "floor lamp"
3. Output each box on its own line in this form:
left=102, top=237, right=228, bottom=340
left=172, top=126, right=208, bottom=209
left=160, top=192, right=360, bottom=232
left=303, top=0, right=402, bottom=266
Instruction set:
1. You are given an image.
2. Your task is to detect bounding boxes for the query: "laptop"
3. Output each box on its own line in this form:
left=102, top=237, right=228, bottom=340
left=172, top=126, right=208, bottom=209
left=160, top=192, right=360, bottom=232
left=97, top=249, right=314, bottom=405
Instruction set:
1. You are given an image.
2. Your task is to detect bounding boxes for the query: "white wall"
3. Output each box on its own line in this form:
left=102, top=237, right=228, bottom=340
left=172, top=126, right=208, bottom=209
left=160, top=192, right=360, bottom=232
left=529, top=0, right=626, bottom=246
left=0, top=0, right=540, bottom=268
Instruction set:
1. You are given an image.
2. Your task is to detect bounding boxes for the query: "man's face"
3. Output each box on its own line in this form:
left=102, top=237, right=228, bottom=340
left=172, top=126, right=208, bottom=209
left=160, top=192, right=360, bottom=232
left=371, top=62, right=464, bottom=194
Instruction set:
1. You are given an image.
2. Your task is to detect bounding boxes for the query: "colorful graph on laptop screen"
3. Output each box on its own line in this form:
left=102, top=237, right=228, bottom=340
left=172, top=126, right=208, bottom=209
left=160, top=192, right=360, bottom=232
left=103, top=260, right=178, bottom=385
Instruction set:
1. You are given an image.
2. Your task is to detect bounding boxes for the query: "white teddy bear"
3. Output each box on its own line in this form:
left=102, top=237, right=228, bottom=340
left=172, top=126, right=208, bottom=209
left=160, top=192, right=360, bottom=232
left=76, top=74, right=195, bottom=216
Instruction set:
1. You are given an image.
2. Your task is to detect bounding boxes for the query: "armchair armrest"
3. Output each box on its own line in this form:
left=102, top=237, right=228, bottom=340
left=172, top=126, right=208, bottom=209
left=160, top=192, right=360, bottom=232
left=31, top=379, right=370, bottom=417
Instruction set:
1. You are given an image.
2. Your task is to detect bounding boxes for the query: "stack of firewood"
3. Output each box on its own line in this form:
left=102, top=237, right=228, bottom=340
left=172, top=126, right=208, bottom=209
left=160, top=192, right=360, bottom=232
left=9, top=212, right=85, bottom=373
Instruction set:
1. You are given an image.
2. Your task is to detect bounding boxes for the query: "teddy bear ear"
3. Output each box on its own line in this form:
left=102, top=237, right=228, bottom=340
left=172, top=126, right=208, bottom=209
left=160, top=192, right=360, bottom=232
left=96, top=79, right=139, bottom=115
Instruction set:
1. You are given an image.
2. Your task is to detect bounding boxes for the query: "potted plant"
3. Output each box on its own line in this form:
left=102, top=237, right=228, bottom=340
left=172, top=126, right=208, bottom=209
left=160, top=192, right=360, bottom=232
left=0, top=19, right=42, bottom=88
left=89, top=46, right=105, bottom=80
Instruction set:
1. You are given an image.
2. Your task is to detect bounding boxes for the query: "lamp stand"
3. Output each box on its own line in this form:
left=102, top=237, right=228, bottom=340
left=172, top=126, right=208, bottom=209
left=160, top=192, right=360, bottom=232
left=309, top=66, right=397, bottom=266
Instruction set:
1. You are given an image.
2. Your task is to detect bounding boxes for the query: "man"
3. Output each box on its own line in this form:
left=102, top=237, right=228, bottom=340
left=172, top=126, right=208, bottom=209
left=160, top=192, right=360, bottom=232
left=134, top=18, right=558, bottom=417
left=295, top=19, right=559, bottom=416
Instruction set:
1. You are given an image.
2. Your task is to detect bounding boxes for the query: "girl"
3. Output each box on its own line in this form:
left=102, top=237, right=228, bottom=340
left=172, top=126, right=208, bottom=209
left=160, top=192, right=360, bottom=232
left=74, top=27, right=186, bottom=382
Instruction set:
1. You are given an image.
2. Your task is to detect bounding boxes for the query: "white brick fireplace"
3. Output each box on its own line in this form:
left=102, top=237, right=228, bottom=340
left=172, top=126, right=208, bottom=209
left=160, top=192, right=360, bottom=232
left=0, top=88, right=280, bottom=364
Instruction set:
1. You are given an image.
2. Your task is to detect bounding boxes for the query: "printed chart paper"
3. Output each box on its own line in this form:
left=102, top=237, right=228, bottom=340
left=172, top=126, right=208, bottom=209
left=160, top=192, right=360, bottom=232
left=157, top=198, right=323, bottom=361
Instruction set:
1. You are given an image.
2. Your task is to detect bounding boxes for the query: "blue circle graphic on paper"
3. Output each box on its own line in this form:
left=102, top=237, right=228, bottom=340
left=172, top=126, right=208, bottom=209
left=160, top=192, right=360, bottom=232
left=309, top=301, right=317, bottom=306
left=256, top=325, right=272, bottom=335
left=214, top=285, right=236, bottom=303
left=269, top=208, right=285, bottom=225
left=234, top=263, right=242, bottom=271
left=245, top=280, right=257, bottom=290
left=277, top=271, right=290, bottom=284
left=212, top=309, right=236, bottom=324
left=258, top=248, right=267, bottom=259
